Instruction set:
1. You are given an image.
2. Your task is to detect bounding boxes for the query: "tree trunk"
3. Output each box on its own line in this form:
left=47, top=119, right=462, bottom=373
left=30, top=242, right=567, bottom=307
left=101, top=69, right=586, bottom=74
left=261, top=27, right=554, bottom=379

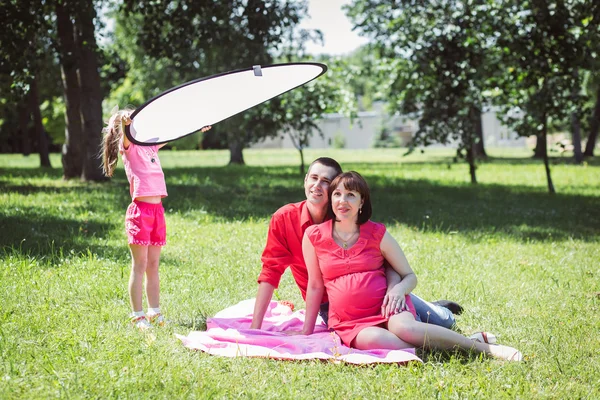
left=473, top=109, right=487, bottom=159
left=584, top=84, right=600, bottom=157
left=29, top=76, right=52, bottom=168
left=571, top=110, right=583, bottom=163
left=56, top=0, right=84, bottom=179
left=571, top=69, right=583, bottom=164
left=18, top=100, right=31, bottom=156
left=228, top=140, right=245, bottom=164
left=533, top=133, right=547, bottom=159
left=76, top=2, right=106, bottom=181
left=541, top=115, right=555, bottom=194
left=466, top=147, right=477, bottom=184
left=466, top=107, right=478, bottom=183
left=298, top=148, right=305, bottom=175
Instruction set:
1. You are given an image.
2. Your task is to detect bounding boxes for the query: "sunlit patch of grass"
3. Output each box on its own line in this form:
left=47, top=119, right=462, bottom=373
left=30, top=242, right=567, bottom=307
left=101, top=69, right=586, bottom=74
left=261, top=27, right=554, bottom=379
left=1, top=148, right=598, bottom=398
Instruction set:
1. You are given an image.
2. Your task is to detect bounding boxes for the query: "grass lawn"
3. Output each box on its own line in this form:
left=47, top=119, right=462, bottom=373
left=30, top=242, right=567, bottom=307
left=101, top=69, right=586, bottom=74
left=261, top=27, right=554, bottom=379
left=1, top=148, right=599, bottom=399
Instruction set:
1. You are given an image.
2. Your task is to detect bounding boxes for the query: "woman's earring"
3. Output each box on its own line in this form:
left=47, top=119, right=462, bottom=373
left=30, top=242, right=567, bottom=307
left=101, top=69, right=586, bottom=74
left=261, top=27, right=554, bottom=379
left=359, top=208, right=362, bottom=214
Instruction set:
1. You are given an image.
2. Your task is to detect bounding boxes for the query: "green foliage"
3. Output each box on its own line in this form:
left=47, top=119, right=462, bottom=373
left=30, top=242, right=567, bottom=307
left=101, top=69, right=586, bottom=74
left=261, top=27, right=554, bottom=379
left=0, top=0, right=63, bottom=152
left=1, top=149, right=599, bottom=398
left=373, top=126, right=402, bottom=148
left=490, top=0, right=598, bottom=140
left=40, top=97, right=66, bottom=145
left=346, top=0, right=600, bottom=187
left=345, top=45, right=390, bottom=110
left=346, top=1, right=494, bottom=153
left=332, top=132, right=347, bottom=149
left=277, top=58, right=358, bottom=151
left=168, top=132, right=204, bottom=151
left=115, top=0, right=315, bottom=163
left=0, top=0, right=52, bottom=98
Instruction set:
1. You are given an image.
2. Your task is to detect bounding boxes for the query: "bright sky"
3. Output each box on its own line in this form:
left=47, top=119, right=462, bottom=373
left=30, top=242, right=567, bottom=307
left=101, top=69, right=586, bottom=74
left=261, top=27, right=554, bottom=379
left=100, top=1, right=368, bottom=55
left=300, top=0, right=369, bottom=55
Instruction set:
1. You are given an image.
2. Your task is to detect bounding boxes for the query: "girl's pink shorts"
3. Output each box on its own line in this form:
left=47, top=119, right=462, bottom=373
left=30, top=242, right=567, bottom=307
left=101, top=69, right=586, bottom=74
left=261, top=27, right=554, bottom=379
left=125, top=200, right=166, bottom=246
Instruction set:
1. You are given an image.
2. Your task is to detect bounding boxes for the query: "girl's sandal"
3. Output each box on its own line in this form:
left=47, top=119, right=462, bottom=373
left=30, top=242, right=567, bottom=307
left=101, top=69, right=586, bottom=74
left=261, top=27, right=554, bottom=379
left=131, top=315, right=151, bottom=330
left=147, top=313, right=165, bottom=326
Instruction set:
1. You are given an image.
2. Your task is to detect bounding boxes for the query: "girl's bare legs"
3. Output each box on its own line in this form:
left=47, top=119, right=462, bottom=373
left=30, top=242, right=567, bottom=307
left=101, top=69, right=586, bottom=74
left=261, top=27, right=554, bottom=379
left=129, top=244, right=148, bottom=312
left=388, top=312, right=522, bottom=360
left=353, top=326, right=413, bottom=350
left=145, top=245, right=161, bottom=309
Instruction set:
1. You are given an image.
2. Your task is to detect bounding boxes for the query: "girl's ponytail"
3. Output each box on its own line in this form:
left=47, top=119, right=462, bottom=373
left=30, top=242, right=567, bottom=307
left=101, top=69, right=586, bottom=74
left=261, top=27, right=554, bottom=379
left=100, top=107, right=133, bottom=177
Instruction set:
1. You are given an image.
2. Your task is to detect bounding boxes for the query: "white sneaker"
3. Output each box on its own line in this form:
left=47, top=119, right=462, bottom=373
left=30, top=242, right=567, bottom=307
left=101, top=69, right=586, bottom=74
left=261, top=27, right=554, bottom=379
left=469, top=331, right=497, bottom=344
left=131, top=315, right=151, bottom=330
left=489, top=344, right=523, bottom=361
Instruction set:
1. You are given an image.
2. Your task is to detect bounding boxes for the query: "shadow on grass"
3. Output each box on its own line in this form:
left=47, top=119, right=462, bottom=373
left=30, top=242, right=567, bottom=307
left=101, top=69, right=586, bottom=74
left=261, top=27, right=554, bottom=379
left=347, top=153, right=600, bottom=167
left=416, top=348, right=486, bottom=364
left=1, top=162, right=598, bottom=265
left=366, top=176, right=599, bottom=242
left=0, top=210, right=126, bottom=262
left=176, top=313, right=208, bottom=331
left=163, top=165, right=599, bottom=243
left=481, top=155, right=600, bottom=166
left=164, top=168, right=300, bottom=219
left=0, top=167, right=64, bottom=179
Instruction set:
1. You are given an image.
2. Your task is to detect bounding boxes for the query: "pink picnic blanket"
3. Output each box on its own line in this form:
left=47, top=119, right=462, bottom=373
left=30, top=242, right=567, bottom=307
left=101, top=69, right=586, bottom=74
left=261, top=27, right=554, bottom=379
left=176, top=299, right=421, bottom=365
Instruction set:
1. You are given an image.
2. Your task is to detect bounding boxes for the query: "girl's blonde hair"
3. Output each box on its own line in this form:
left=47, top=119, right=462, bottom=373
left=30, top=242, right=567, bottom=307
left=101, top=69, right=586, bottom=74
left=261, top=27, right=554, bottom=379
left=101, top=106, right=134, bottom=177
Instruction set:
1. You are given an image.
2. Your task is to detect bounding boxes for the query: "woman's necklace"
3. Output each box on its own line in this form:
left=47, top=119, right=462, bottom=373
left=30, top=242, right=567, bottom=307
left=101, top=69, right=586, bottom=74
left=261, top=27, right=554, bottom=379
left=334, top=226, right=359, bottom=249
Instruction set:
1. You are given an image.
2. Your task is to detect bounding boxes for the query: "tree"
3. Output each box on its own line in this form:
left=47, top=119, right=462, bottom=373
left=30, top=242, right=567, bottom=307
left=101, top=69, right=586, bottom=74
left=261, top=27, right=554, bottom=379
left=0, top=0, right=54, bottom=166
left=491, top=0, right=596, bottom=192
left=340, top=45, right=384, bottom=111
left=120, top=0, right=311, bottom=164
left=29, top=75, right=52, bottom=167
left=346, top=0, right=497, bottom=184
left=55, top=0, right=83, bottom=178
left=276, top=59, right=358, bottom=174
left=2, top=0, right=108, bottom=179
left=584, top=79, right=600, bottom=157
left=565, top=2, right=600, bottom=163
left=582, top=16, right=600, bottom=157
left=74, top=0, right=106, bottom=181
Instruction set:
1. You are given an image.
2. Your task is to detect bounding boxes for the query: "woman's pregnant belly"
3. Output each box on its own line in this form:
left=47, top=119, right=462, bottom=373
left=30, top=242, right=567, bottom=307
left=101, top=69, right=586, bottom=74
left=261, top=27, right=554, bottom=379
left=326, top=270, right=387, bottom=322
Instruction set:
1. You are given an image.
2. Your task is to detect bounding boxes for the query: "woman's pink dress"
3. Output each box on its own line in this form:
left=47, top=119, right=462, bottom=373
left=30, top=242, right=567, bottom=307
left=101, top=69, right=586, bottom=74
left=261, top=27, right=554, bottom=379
left=306, top=219, right=416, bottom=346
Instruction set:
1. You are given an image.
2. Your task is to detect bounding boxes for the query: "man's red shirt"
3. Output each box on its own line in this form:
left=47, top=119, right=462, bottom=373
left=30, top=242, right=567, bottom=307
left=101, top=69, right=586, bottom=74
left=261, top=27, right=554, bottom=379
left=258, top=200, right=328, bottom=302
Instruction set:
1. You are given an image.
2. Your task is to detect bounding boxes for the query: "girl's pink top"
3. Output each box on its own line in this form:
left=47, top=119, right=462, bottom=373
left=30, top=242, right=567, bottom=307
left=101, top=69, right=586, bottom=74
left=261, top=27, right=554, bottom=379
left=306, top=219, right=416, bottom=346
left=119, top=139, right=167, bottom=200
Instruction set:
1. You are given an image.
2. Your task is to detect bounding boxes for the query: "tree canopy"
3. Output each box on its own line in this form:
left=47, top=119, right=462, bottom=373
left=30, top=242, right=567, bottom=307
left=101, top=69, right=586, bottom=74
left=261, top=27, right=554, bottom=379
left=2, top=0, right=600, bottom=190
left=346, top=0, right=600, bottom=192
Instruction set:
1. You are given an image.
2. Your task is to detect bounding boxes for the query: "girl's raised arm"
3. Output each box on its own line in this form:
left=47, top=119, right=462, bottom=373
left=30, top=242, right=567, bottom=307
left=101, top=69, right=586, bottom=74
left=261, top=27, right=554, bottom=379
left=121, top=113, right=132, bottom=150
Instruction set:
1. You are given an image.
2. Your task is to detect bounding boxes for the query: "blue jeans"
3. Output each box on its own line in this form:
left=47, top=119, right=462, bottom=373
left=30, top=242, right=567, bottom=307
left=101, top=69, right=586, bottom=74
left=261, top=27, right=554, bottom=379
left=319, top=295, right=456, bottom=330
left=410, top=293, right=456, bottom=329
left=319, top=302, right=329, bottom=325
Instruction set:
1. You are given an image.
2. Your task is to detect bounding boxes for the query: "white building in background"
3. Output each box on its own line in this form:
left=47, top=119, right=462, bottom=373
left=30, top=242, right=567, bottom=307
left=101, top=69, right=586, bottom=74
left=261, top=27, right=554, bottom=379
left=253, top=102, right=527, bottom=149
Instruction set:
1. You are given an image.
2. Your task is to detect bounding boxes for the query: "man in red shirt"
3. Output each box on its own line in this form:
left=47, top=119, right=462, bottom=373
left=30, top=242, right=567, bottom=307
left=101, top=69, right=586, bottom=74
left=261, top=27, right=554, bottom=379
left=251, top=157, right=462, bottom=329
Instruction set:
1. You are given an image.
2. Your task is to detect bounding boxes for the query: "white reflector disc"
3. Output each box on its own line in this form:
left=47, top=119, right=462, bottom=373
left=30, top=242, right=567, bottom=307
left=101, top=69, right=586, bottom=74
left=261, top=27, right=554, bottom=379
left=126, top=62, right=327, bottom=145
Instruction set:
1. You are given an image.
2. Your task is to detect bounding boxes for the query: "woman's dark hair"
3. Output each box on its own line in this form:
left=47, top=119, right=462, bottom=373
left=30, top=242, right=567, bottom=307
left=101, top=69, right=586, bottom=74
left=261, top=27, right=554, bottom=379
left=327, top=171, right=372, bottom=225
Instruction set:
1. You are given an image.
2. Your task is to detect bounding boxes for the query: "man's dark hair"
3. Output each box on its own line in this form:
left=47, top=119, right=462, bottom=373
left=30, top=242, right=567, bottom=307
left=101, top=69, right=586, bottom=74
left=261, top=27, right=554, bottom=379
left=307, top=157, right=343, bottom=177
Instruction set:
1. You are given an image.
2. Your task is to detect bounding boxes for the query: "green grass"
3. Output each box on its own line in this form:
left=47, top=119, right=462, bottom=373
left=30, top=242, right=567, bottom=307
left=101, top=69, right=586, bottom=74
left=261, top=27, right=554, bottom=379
left=1, top=148, right=599, bottom=399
